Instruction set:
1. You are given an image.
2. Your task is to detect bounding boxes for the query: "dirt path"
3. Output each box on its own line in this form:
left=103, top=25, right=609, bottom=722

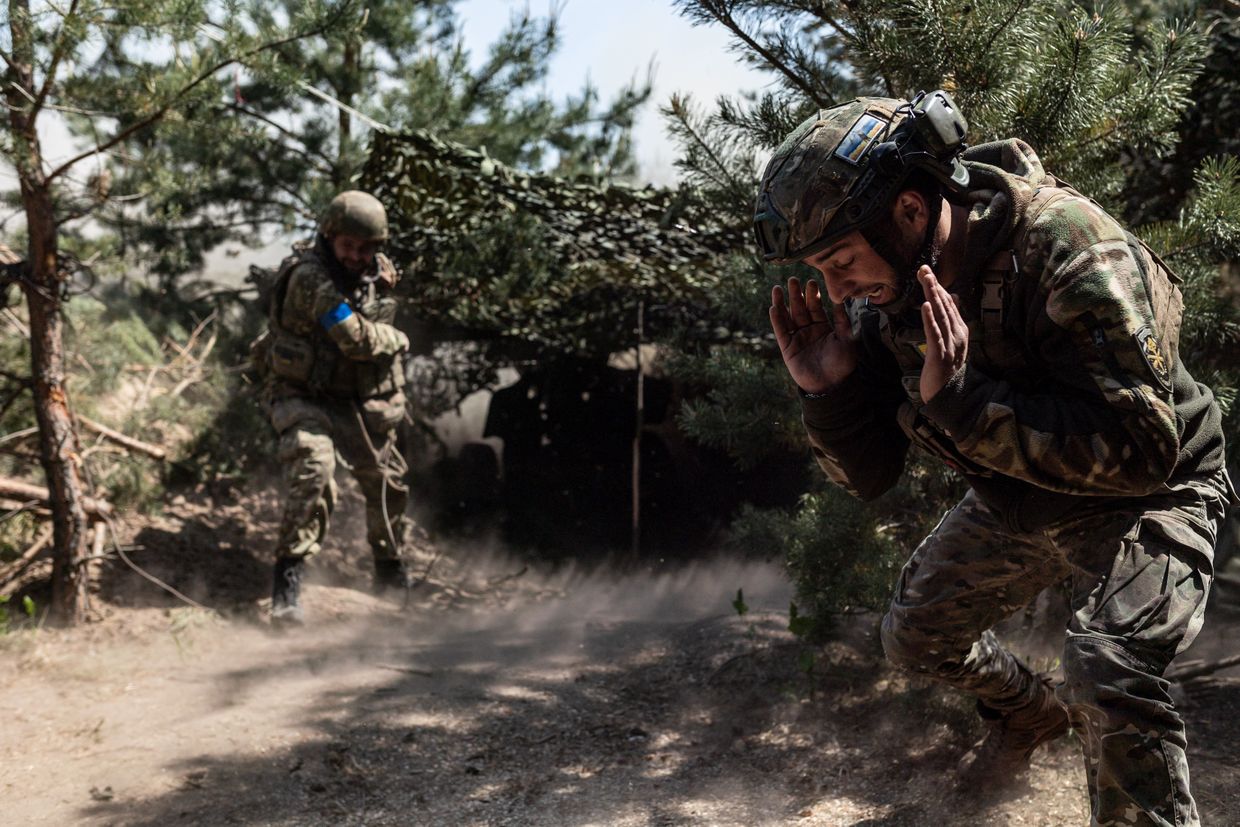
left=2, top=550, right=1238, bottom=826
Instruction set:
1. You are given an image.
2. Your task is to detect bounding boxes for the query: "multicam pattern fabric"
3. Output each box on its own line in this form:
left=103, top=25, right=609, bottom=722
left=267, top=238, right=409, bottom=403
left=802, top=140, right=1227, bottom=528
left=797, top=139, right=1235, bottom=826
left=270, top=397, right=410, bottom=561
left=756, top=98, right=906, bottom=262
left=880, top=483, right=1224, bottom=826
left=264, top=238, right=413, bottom=563
left=925, top=186, right=1185, bottom=498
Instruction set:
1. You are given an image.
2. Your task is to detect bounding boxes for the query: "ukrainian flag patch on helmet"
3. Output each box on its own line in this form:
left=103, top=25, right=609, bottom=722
left=834, top=113, right=888, bottom=165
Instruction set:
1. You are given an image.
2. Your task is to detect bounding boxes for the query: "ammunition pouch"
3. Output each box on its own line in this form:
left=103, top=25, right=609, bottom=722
left=269, top=397, right=333, bottom=435
left=247, top=330, right=272, bottom=380
left=360, top=391, right=407, bottom=434
left=353, top=355, right=404, bottom=399
left=268, top=332, right=315, bottom=384
left=896, top=401, right=991, bottom=477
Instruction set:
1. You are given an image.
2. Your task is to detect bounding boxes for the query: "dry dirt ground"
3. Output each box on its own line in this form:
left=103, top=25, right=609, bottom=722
left=2, top=489, right=1239, bottom=826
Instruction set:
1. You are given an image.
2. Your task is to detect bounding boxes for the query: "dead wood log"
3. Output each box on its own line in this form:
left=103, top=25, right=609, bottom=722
left=77, top=415, right=167, bottom=461
left=1, top=307, right=30, bottom=338
left=1167, top=654, right=1240, bottom=683
left=3, top=560, right=53, bottom=595
left=91, top=520, right=106, bottom=560
left=0, top=476, right=113, bottom=517
left=0, top=425, right=39, bottom=449
left=0, top=525, right=53, bottom=587
left=0, top=497, right=50, bottom=517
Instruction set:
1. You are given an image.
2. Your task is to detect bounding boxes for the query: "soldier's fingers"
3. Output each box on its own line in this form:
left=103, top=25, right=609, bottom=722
left=922, top=294, right=945, bottom=359
left=805, top=279, right=829, bottom=323
left=932, top=281, right=957, bottom=356
left=921, top=268, right=956, bottom=358
left=770, top=306, right=793, bottom=352
left=787, top=277, right=813, bottom=328
left=948, top=293, right=969, bottom=354
left=771, top=284, right=791, bottom=325
left=770, top=286, right=792, bottom=350
left=831, top=300, right=853, bottom=342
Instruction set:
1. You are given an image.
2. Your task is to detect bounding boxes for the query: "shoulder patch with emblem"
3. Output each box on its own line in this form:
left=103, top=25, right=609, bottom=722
left=1134, top=325, right=1172, bottom=392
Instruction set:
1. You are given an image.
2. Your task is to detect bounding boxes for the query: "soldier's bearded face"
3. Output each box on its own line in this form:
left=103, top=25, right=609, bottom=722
left=801, top=230, right=902, bottom=306
left=330, top=234, right=381, bottom=275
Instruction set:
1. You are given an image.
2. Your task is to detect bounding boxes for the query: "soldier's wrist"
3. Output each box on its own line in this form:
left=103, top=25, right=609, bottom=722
left=797, top=373, right=853, bottom=398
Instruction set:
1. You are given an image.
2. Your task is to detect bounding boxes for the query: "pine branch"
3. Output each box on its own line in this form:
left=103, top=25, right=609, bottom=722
left=224, top=102, right=336, bottom=174
left=665, top=94, right=749, bottom=203
left=980, top=0, right=1034, bottom=59
left=30, top=0, right=81, bottom=119
left=46, top=3, right=356, bottom=184
left=686, top=0, right=828, bottom=106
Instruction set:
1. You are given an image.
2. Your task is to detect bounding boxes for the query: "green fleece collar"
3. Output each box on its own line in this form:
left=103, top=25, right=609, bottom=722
left=958, top=139, right=1049, bottom=280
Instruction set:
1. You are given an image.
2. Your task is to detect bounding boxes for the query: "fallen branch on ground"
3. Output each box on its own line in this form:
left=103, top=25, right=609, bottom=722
left=0, top=497, right=50, bottom=518
left=0, top=525, right=54, bottom=587
left=0, top=476, right=114, bottom=517
left=0, top=426, right=39, bottom=450
left=77, top=415, right=168, bottom=461
left=1167, top=654, right=1240, bottom=683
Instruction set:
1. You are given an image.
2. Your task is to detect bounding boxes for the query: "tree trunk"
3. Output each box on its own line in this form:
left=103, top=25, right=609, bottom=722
left=335, top=37, right=358, bottom=184
left=6, top=0, right=91, bottom=624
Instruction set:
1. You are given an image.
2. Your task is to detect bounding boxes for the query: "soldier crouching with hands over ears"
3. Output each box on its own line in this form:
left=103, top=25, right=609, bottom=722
left=758, top=91, right=1237, bottom=826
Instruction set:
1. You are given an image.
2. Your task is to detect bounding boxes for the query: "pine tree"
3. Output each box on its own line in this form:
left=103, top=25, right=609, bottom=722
left=667, top=0, right=1239, bottom=637
left=65, top=0, right=660, bottom=449
left=82, top=1, right=652, bottom=284
left=1, top=0, right=356, bottom=623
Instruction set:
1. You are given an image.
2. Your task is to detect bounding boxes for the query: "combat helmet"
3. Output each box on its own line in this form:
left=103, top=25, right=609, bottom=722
left=319, top=190, right=389, bottom=242
left=753, top=90, right=970, bottom=266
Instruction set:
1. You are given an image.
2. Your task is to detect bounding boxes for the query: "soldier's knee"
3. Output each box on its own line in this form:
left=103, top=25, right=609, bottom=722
left=278, top=428, right=334, bottom=472
left=1058, top=633, right=1164, bottom=713
left=1058, top=643, right=1098, bottom=712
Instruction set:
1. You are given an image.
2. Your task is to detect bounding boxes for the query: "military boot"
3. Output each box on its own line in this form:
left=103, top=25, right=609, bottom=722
left=372, top=556, right=414, bottom=596
left=271, top=556, right=306, bottom=626
left=956, top=674, right=1070, bottom=788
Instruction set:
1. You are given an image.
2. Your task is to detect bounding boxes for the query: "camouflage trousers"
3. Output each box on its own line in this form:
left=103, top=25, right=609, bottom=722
left=269, top=396, right=410, bottom=562
left=880, top=473, right=1230, bottom=827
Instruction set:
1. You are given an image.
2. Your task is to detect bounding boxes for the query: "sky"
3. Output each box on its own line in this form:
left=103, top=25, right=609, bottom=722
left=456, top=0, right=769, bottom=185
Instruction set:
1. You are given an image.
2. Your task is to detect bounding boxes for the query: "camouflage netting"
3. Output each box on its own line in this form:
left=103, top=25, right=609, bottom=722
left=358, top=130, right=746, bottom=355
left=362, top=129, right=742, bottom=277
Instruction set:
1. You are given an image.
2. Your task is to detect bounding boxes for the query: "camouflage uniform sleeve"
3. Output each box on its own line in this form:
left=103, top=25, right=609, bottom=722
left=922, top=196, right=1179, bottom=496
left=801, top=361, right=909, bottom=501
left=283, top=263, right=409, bottom=362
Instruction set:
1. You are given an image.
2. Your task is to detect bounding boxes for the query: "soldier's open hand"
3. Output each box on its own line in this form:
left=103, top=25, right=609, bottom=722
left=770, top=276, right=858, bottom=395
left=918, top=266, right=968, bottom=401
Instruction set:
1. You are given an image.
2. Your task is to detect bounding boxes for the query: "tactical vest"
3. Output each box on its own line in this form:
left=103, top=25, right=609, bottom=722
left=861, top=182, right=1183, bottom=476
left=265, top=245, right=404, bottom=400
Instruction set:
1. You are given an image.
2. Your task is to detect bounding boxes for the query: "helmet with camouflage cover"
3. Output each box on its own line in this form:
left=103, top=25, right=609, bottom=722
left=753, top=91, right=970, bottom=265
left=319, top=190, right=389, bottom=242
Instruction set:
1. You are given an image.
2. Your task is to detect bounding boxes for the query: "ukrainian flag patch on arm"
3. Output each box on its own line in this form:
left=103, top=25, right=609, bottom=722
left=318, top=301, right=353, bottom=331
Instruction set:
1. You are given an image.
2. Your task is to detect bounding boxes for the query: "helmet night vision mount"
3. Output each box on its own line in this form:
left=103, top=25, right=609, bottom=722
left=753, top=90, right=970, bottom=264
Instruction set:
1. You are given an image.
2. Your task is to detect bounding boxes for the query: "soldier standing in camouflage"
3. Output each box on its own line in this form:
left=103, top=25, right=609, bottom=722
left=258, top=190, right=416, bottom=625
left=756, top=92, right=1236, bottom=826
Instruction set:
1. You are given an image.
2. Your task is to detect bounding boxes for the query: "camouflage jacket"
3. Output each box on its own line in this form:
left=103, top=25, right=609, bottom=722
left=264, top=236, right=408, bottom=402
left=801, top=139, right=1229, bottom=532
